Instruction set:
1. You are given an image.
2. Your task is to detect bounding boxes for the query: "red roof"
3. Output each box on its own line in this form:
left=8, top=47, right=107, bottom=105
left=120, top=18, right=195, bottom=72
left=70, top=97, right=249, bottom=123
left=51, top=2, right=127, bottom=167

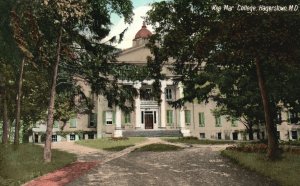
left=134, top=22, right=152, bottom=40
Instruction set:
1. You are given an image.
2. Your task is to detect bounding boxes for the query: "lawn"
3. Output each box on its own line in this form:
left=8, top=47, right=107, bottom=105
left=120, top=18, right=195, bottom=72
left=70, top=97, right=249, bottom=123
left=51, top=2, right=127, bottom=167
left=162, top=137, right=236, bottom=145
left=76, top=137, right=146, bottom=151
left=0, top=144, right=76, bottom=186
left=134, top=143, right=183, bottom=152
left=222, top=150, right=300, bottom=186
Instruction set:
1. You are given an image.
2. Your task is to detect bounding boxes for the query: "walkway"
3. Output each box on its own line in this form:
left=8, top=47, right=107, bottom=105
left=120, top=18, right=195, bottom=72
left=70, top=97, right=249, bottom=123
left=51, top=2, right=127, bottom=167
left=23, top=138, right=278, bottom=186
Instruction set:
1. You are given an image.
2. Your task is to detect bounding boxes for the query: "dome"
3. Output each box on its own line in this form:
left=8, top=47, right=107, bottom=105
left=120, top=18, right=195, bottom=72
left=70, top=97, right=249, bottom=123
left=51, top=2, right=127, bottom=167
left=134, top=22, right=152, bottom=40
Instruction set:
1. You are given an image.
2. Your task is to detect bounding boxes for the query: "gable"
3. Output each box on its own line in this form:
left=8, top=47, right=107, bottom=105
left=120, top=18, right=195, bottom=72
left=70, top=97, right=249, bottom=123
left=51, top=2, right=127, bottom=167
left=117, top=45, right=152, bottom=64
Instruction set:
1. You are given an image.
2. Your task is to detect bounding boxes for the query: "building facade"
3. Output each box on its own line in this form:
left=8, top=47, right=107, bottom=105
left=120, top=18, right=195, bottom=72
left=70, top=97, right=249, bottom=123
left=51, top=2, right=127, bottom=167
left=30, top=23, right=300, bottom=143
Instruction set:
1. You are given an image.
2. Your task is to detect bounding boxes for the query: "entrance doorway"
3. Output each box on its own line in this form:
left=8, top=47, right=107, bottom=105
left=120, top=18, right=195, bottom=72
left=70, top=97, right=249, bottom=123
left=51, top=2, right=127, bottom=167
left=145, top=111, right=154, bottom=129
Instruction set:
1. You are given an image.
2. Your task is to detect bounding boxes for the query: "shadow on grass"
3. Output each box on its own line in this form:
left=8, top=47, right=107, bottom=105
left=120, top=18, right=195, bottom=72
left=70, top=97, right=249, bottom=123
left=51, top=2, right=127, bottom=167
left=134, top=143, right=183, bottom=152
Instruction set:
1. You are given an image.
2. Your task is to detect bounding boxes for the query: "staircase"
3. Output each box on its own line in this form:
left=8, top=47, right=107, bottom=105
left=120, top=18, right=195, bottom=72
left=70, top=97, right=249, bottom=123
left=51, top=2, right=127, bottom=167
left=123, top=130, right=183, bottom=137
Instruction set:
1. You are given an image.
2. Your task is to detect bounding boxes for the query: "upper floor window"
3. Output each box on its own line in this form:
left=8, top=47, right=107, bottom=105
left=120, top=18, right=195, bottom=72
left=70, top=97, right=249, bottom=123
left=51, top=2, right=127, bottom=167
left=69, top=118, right=77, bottom=128
left=89, top=113, right=97, bottom=128
left=165, top=88, right=173, bottom=100
left=199, top=112, right=205, bottom=127
left=231, top=118, right=238, bottom=127
left=287, top=111, right=299, bottom=124
left=53, top=121, right=59, bottom=128
left=215, top=115, right=222, bottom=127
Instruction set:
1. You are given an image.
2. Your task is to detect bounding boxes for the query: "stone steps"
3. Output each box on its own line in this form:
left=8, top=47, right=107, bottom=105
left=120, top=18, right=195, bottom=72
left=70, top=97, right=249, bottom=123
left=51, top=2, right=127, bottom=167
left=122, top=130, right=183, bottom=137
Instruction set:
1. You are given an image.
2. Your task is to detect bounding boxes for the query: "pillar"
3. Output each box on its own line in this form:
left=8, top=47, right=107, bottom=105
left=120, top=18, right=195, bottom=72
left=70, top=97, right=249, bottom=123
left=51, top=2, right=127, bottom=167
left=178, top=82, right=191, bottom=137
left=160, top=80, right=167, bottom=128
left=114, top=106, right=123, bottom=137
left=134, top=82, right=142, bottom=129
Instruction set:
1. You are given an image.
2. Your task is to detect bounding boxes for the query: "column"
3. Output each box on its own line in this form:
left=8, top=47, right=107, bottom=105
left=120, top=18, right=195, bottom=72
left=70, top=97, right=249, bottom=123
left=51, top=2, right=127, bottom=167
left=96, top=95, right=102, bottom=139
left=160, top=80, right=167, bottom=128
left=114, top=106, right=123, bottom=137
left=178, top=82, right=191, bottom=137
left=134, top=82, right=142, bottom=129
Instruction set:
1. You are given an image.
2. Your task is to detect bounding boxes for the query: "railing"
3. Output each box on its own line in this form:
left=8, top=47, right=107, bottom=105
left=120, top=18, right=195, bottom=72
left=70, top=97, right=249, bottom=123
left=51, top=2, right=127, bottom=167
left=141, top=100, right=158, bottom=105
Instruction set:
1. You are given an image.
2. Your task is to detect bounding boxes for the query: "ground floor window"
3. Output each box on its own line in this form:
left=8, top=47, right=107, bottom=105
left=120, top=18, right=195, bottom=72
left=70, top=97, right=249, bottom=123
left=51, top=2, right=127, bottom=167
left=167, top=110, right=173, bottom=126
left=88, top=134, right=94, bottom=139
left=217, top=132, right=222, bottom=140
left=70, top=134, right=76, bottom=141
left=104, top=111, right=114, bottom=125
left=124, top=113, right=131, bottom=124
left=232, top=132, right=238, bottom=140
left=200, top=133, right=205, bottom=139
left=292, top=131, right=298, bottom=140
left=52, top=135, right=57, bottom=142
left=185, top=110, right=191, bottom=125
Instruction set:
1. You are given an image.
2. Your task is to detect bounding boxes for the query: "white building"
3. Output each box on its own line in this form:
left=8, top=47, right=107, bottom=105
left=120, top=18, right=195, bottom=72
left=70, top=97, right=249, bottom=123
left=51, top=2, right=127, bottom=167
left=30, top=23, right=300, bottom=142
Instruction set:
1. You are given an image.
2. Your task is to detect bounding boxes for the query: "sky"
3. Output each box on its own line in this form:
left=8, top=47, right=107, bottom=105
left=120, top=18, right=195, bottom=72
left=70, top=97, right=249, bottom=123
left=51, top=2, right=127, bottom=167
left=107, top=0, right=162, bottom=49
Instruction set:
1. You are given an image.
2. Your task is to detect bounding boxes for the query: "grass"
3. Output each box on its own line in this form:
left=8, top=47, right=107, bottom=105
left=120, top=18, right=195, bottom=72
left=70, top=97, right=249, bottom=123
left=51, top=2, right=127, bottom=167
left=162, top=137, right=236, bottom=145
left=76, top=137, right=146, bottom=151
left=222, top=150, right=300, bottom=186
left=0, top=144, right=76, bottom=186
left=134, top=143, right=183, bottom=152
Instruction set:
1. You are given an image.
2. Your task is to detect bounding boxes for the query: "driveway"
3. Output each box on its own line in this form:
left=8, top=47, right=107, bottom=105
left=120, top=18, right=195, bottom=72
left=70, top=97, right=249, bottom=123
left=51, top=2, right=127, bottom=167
left=68, top=144, right=278, bottom=186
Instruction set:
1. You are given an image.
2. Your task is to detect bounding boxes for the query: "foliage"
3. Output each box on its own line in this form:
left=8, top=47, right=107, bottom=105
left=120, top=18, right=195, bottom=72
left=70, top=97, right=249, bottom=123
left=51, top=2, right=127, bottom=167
left=163, top=137, right=236, bottom=145
left=76, top=137, right=146, bottom=151
left=147, top=0, right=300, bottom=159
left=222, top=150, right=300, bottom=186
left=0, top=144, right=76, bottom=185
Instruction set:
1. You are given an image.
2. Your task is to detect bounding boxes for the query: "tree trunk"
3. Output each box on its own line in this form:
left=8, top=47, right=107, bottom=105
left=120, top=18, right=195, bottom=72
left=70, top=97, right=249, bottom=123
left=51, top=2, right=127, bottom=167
left=248, top=123, right=254, bottom=140
left=14, top=58, right=25, bottom=145
left=43, top=26, right=63, bottom=163
left=2, top=88, right=9, bottom=144
left=255, top=59, right=279, bottom=160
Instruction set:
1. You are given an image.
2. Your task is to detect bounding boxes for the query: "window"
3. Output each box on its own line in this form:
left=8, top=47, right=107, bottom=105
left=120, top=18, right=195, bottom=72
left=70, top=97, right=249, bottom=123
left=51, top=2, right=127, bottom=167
left=275, top=111, right=282, bottom=124
left=215, top=115, right=221, bottom=127
left=217, top=132, right=222, bottom=139
left=104, top=111, right=114, bottom=125
left=124, top=113, right=131, bottom=124
left=141, top=111, right=144, bottom=123
left=52, top=135, right=57, bottom=142
left=167, top=110, right=173, bottom=125
left=292, top=131, right=298, bottom=140
left=231, top=118, right=238, bottom=127
left=89, top=113, right=97, bottom=128
left=88, top=133, right=94, bottom=139
left=232, top=132, right=238, bottom=140
left=287, top=111, right=299, bottom=124
left=200, top=133, right=205, bottom=139
left=198, top=112, right=205, bottom=127
left=165, top=88, right=173, bottom=100
left=69, top=118, right=77, bottom=128
left=185, top=110, right=191, bottom=125
left=53, top=121, right=59, bottom=128
left=70, top=134, right=75, bottom=141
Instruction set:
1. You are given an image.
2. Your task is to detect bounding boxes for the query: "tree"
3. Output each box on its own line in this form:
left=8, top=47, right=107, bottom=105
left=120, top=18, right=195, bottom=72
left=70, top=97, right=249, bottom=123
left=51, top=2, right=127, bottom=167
left=26, top=0, right=134, bottom=163
left=147, top=0, right=300, bottom=160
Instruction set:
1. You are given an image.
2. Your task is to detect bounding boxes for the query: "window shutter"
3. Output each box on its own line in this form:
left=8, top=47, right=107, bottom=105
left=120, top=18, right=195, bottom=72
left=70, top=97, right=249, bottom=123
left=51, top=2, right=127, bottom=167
left=112, top=111, right=116, bottom=124
left=103, top=111, right=106, bottom=125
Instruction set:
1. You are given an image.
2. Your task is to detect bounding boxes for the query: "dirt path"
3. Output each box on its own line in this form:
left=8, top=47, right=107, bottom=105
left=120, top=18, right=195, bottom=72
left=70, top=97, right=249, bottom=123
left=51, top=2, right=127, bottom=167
left=24, top=139, right=277, bottom=186
left=69, top=146, right=278, bottom=186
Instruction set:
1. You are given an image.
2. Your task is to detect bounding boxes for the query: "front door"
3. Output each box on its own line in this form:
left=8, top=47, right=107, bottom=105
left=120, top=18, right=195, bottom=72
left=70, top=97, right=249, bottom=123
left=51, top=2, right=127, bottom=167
left=145, top=112, right=154, bottom=129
